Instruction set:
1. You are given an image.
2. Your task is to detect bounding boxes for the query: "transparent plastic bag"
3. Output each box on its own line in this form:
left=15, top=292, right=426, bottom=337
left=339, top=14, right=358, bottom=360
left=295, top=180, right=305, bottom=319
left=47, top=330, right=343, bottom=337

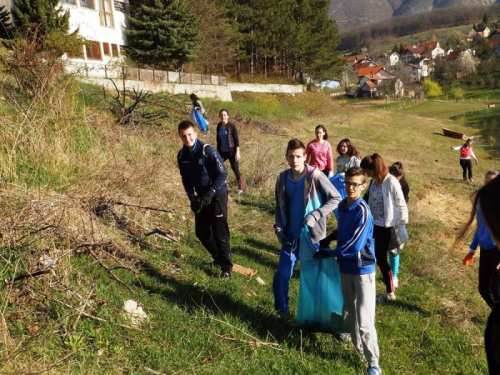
left=296, top=228, right=346, bottom=333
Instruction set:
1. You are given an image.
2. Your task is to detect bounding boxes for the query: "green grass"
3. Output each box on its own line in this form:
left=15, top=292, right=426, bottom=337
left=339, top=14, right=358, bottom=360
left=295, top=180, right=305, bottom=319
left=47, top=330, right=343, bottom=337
left=1, top=88, right=499, bottom=374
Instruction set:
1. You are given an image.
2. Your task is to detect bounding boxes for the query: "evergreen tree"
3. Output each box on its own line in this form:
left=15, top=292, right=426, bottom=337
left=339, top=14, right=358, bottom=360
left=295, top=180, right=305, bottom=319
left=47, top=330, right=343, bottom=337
left=291, top=0, right=342, bottom=81
left=0, top=5, right=12, bottom=39
left=126, top=0, right=199, bottom=69
left=185, top=0, right=236, bottom=73
left=12, top=0, right=70, bottom=34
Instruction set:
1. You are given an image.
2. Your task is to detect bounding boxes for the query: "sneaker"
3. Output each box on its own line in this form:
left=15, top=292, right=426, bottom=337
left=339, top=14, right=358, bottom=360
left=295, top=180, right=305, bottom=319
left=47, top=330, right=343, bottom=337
left=393, top=277, right=399, bottom=289
left=376, top=292, right=396, bottom=304
left=219, top=270, right=232, bottom=280
left=366, top=366, right=382, bottom=375
left=236, top=190, right=244, bottom=195
left=469, top=178, right=474, bottom=182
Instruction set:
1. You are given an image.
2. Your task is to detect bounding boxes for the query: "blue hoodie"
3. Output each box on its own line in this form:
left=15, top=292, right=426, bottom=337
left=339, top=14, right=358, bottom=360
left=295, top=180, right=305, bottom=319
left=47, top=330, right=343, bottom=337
left=327, top=197, right=376, bottom=275
left=470, top=203, right=497, bottom=251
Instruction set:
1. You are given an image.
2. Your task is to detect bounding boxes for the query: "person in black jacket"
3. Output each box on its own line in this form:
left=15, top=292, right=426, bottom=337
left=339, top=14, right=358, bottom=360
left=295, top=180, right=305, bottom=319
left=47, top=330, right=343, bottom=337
left=177, top=120, right=233, bottom=279
left=216, top=109, right=244, bottom=194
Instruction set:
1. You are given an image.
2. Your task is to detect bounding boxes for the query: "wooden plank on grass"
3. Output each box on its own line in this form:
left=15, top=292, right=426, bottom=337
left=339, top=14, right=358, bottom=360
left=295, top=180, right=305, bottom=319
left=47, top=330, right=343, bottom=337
left=233, top=264, right=257, bottom=277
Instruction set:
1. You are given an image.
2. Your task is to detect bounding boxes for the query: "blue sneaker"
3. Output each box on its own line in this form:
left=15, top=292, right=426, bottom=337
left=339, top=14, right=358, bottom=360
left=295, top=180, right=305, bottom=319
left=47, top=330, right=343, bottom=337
left=366, top=366, right=382, bottom=375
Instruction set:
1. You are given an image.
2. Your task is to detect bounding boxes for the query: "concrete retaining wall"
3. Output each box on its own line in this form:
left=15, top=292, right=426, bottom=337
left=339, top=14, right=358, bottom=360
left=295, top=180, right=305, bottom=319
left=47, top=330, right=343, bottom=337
left=82, top=77, right=233, bottom=101
left=229, top=82, right=304, bottom=94
left=81, top=78, right=305, bottom=101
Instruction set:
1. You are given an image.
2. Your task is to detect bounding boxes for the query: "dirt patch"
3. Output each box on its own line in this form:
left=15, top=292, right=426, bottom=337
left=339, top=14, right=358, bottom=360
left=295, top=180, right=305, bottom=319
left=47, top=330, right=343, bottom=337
left=412, top=186, right=470, bottom=247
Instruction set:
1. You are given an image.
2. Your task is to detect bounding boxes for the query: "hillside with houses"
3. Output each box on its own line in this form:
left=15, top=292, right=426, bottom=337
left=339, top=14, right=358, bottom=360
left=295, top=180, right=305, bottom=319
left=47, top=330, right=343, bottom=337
left=342, top=20, right=500, bottom=98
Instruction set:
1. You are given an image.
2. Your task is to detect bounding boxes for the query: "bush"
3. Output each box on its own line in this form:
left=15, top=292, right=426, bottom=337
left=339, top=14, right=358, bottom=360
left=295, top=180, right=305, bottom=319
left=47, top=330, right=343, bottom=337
left=423, top=79, right=443, bottom=98
left=449, top=87, right=464, bottom=102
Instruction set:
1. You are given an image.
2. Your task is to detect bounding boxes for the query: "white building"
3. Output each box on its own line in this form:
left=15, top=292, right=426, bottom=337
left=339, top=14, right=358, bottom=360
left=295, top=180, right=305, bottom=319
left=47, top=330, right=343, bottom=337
left=430, top=43, right=445, bottom=59
left=0, top=0, right=128, bottom=65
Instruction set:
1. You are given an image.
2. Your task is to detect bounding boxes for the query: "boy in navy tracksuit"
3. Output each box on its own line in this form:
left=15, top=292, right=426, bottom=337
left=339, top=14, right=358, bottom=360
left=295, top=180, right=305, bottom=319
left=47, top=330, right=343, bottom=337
left=315, top=167, right=381, bottom=375
left=177, top=120, right=233, bottom=279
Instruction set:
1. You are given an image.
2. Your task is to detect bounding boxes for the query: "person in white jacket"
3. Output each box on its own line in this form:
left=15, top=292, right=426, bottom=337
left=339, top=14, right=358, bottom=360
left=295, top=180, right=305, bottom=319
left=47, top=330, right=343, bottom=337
left=361, top=154, right=408, bottom=303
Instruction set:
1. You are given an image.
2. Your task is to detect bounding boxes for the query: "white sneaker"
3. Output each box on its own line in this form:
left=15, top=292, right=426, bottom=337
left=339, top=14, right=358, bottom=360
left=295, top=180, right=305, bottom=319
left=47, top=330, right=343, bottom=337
left=236, top=190, right=244, bottom=195
left=376, top=292, right=396, bottom=304
left=393, top=277, right=399, bottom=289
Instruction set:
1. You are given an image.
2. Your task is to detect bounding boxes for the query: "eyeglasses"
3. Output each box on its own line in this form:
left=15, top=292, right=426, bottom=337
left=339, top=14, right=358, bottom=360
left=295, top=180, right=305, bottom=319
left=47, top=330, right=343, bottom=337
left=344, top=182, right=364, bottom=190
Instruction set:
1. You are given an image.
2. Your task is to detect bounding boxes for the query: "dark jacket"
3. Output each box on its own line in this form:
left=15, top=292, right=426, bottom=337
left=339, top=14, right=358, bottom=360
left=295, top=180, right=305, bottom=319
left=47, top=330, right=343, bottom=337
left=399, top=178, right=410, bottom=203
left=216, top=122, right=240, bottom=155
left=177, top=139, right=228, bottom=198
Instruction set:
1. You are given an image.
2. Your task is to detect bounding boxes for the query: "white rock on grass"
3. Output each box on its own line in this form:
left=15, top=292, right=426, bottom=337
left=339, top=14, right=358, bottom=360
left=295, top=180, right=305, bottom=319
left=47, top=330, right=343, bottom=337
left=255, top=277, right=266, bottom=286
left=123, top=300, right=149, bottom=326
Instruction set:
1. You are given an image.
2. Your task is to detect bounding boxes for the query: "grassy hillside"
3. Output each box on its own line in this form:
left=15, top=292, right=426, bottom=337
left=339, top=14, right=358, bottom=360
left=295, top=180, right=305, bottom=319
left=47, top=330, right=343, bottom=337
left=367, top=24, right=471, bottom=55
left=0, top=85, right=499, bottom=374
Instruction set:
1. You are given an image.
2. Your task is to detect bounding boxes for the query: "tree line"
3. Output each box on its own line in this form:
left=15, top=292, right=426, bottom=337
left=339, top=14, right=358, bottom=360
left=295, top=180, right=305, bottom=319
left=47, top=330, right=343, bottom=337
left=1, top=0, right=343, bottom=81
left=127, top=0, right=343, bottom=81
left=340, top=4, right=500, bottom=51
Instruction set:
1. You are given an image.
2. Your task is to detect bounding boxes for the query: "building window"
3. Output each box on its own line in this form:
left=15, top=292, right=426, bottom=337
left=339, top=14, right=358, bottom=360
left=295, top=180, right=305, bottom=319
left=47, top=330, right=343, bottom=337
left=80, top=0, right=94, bottom=8
left=113, top=0, right=127, bottom=13
left=103, top=43, right=111, bottom=56
left=85, top=41, right=102, bottom=60
left=112, top=44, right=119, bottom=57
left=61, top=0, right=77, bottom=5
left=99, top=0, right=115, bottom=28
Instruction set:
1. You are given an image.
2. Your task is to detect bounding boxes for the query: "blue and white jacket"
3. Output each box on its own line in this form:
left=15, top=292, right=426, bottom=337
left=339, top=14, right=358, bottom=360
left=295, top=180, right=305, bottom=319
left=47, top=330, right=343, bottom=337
left=470, top=203, right=497, bottom=251
left=327, top=197, right=376, bottom=275
left=177, top=139, right=228, bottom=198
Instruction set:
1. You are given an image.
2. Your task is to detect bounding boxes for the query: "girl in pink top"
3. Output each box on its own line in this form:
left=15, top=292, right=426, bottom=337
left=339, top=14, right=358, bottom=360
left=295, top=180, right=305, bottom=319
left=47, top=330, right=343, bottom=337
left=305, top=125, right=334, bottom=177
left=451, top=139, right=478, bottom=182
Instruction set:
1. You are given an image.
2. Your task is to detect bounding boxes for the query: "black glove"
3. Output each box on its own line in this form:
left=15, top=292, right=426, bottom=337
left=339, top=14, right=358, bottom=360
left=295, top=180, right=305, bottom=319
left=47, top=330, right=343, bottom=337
left=191, top=198, right=203, bottom=213
left=313, top=250, right=331, bottom=260
left=200, top=194, right=212, bottom=207
left=319, top=232, right=337, bottom=249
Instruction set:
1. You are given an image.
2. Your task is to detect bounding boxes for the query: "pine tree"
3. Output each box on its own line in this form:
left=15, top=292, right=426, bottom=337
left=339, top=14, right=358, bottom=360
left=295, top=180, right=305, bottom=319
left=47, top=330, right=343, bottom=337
left=126, top=0, right=200, bottom=69
left=185, top=0, right=236, bottom=73
left=0, top=5, right=12, bottom=39
left=292, top=0, right=342, bottom=81
left=12, top=0, right=70, bottom=34
left=482, top=13, right=488, bottom=26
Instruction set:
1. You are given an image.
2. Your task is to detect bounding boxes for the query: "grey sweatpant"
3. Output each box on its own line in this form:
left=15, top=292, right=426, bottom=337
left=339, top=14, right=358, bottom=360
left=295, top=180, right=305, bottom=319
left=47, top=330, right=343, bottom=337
left=341, top=272, right=380, bottom=367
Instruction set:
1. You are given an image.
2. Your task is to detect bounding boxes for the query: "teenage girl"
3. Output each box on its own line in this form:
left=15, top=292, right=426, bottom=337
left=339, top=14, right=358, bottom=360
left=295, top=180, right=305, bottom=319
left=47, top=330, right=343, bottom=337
left=451, top=139, right=478, bottom=182
left=388, top=161, right=410, bottom=289
left=216, top=109, right=244, bottom=194
left=336, top=138, right=361, bottom=174
left=458, top=174, right=500, bottom=374
left=361, top=154, right=408, bottom=303
left=305, top=125, right=334, bottom=177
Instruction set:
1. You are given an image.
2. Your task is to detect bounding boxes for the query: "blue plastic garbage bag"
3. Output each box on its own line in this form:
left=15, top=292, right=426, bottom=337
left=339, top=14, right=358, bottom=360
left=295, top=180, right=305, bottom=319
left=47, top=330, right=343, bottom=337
left=296, top=226, right=346, bottom=333
left=329, top=173, right=347, bottom=219
left=329, top=172, right=347, bottom=199
left=191, top=108, right=210, bottom=133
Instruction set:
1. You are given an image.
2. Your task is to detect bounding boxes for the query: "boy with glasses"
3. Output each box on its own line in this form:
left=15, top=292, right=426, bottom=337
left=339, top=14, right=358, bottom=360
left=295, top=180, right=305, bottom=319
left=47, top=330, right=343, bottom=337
left=315, top=167, right=381, bottom=375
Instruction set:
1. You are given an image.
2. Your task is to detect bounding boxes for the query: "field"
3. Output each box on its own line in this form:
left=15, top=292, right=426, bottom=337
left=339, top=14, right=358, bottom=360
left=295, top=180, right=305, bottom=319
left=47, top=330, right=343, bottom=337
left=0, top=87, right=499, bottom=374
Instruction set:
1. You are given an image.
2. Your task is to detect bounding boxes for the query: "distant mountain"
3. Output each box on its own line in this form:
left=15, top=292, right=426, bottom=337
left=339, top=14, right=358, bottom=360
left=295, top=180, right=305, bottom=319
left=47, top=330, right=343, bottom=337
left=329, top=0, right=496, bottom=29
